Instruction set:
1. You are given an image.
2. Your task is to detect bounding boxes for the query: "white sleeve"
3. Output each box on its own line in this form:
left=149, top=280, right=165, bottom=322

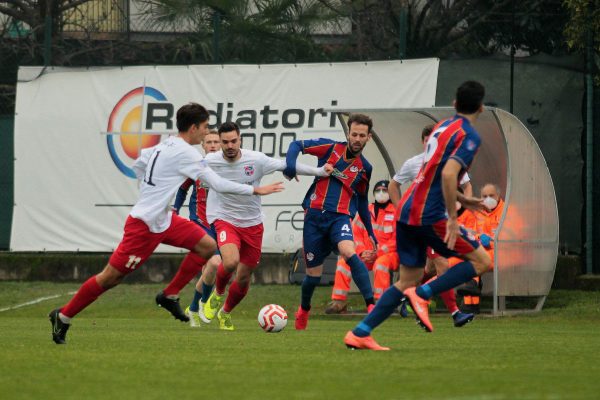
left=394, top=160, right=414, bottom=185
left=180, top=151, right=254, bottom=195
left=196, top=161, right=254, bottom=195
left=460, top=172, right=471, bottom=185
left=295, top=161, right=327, bottom=177
left=132, top=147, right=153, bottom=181
left=265, top=156, right=326, bottom=177
left=260, top=155, right=287, bottom=176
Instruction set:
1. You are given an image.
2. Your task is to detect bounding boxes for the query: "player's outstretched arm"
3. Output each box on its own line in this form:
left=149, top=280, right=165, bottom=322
left=196, top=164, right=254, bottom=196
left=283, top=140, right=302, bottom=179
left=253, top=182, right=285, bottom=196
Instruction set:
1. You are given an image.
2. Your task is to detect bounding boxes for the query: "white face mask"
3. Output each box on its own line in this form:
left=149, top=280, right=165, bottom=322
left=375, top=191, right=390, bottom=204
left=483, top=196, right=498, bottom=210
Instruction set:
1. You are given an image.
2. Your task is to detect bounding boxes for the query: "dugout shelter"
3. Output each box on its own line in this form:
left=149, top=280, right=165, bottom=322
left=337, top=108, right=559, bottom=315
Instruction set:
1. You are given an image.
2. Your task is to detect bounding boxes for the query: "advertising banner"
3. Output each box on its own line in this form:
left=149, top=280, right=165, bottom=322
left=12, top=60, right=438, bottom=252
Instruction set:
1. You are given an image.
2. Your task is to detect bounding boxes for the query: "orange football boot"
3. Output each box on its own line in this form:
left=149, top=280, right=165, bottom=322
left=344, top=331, right=390, bottom=351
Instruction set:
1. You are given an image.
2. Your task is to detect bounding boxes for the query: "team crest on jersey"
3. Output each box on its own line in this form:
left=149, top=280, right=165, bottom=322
left=244, top=165, right=255, bottom=176
left=310, top=193, right=317, bottom=201
left=331, top=168, right=348, bottom=179
left=466, top=140, right=477, bottom=151
left=350, top=166, right=359, bottom=173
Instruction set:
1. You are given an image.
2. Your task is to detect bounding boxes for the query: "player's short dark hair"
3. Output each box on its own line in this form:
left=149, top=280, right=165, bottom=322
left=347, top=113, right=373, bottom=133
left=455, top=81, right=485, bottom=114
left=176, top=102, right=209, bottom=132
left=218, top=121, right=240, bottom=135
left=421, top=124, right=435, bottom=141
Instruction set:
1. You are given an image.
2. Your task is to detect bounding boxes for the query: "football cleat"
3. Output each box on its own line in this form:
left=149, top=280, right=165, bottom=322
left=294, top=306, right=310, bottom=330
left=155, top=291, right=189, bottom=322
left=204, top=292, right=224, bottom=321
left=324, top=300, right=347, bottom=315
left=344, top=331, right=390, bottom=351
left=185, top=306, right=201, bottom=327
left=453, top=311, right=475, bottom=328
left=217, top=309, right=234, bottom=331
left=197, top=301, right=211, bottom=324
left=404, top=287, right=434, bottom=333
left=398, top=301, right=409, bottom=318
left=49, top=308, right=70, bottom=345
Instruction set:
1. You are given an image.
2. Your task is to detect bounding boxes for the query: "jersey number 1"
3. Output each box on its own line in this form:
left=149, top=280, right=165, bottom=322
left=144, top=150, right=161, bottom=186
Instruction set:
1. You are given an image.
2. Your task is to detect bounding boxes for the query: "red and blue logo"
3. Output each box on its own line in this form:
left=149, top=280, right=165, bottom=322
left=106, top=87, right=166, bottom=178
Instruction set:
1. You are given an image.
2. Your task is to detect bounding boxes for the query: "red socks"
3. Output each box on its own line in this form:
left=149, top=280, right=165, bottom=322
left=215, top=263, right=233, bottom=295
left=223, top=281, right=249, bottom=313
left=163, top=252, right=207, bottom=297
left=439, top=289, right=459, bottom=314
left=61, top=276, right=106, bottom=318
left=425, top=276, right=459, bottom=314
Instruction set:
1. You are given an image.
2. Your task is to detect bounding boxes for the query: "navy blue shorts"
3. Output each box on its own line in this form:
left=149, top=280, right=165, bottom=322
left=302, top=208, right=353, bottom=268
left=194, top=220, right=220, bottom=256
left=396, top=220, right=480, bottom=268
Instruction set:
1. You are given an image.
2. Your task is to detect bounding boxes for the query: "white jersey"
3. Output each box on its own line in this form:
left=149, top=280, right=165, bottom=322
left=206, top=149, right=327, bottom=228
left=392, top=152, right=470, bottom=186
left=130, top=136, right=253, bottom=233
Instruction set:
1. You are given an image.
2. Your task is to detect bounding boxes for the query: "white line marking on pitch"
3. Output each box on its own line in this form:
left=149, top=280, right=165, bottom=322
left=0, top=291, right=77, bottom=313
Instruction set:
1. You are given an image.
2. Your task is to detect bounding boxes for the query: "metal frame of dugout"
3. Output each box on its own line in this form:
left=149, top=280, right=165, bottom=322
left=334, top=108, right=559, bottom=315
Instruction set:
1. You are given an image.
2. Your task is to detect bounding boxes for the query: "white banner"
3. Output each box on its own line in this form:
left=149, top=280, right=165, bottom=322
left=12, top=60, right=438, bottom=252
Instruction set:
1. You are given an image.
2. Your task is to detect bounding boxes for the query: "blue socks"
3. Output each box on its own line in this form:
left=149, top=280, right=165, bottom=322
left=189, top=290, right=202, bottom=312
left=417, top=260, right=477, bottom=300
left=353, top=286, right=404, bottom=337
left=301, top=275, right=321, bottom=311
left=201, top=282, right=213, bottom=303
left=346, top=254, right=375, bottom=305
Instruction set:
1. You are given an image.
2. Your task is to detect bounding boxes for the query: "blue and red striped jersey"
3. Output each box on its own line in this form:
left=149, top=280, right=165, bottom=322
left=173, top=178, right=210, bottom=227
left=398, top=115, right=481, bottom=226
left=294, top=138, right=372, bottom=217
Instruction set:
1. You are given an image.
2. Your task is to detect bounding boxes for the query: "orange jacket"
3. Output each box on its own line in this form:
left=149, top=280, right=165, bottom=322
left=353, top=202, right=397, bottom=257
left=472, top=198, right=505, bottom=248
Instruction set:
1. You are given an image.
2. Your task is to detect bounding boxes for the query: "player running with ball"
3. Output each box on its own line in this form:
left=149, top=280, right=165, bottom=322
left=202, top=122, right=333, bottom=330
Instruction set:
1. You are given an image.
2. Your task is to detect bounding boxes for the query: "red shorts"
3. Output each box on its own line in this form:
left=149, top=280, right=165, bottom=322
left=109, top=214, right=206, bottom=274
left=213, top=220, right=264, bottom=268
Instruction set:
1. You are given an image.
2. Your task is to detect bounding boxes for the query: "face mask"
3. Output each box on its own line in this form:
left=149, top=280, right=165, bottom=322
left=374, top=191, right=389, bottom=204
left=483, top=196, right=498, bottom=210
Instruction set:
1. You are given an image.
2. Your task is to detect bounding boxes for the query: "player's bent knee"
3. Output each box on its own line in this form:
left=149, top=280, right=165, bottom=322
left=97, top=264, right=125, bottom=289
left=194, top=236, right=217, bottom=259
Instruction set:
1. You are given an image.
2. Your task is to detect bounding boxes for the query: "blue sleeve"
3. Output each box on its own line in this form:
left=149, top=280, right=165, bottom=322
left=283, top=140, right=302, bottom=179
left=285, top=138, right=335, bottom=178
left=357, top=194, right=376, bottom=244
left=450, top=131, right=481, bottom=169
left=173, top=187, right=188, bottom=214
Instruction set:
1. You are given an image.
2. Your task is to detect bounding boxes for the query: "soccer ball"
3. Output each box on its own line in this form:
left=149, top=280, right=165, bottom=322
left=258, top=304, right=288, bottom=332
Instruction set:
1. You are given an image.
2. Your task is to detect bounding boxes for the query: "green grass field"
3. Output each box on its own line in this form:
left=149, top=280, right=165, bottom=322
left=1, top=282, right=599, bottom=400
